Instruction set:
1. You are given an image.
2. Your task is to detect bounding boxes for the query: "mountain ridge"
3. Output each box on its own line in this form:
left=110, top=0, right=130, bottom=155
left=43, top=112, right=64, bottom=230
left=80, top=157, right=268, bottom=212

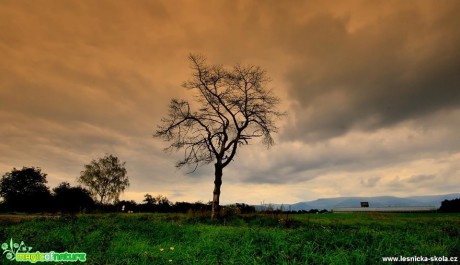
left=255, top=193, right=460, bottom=211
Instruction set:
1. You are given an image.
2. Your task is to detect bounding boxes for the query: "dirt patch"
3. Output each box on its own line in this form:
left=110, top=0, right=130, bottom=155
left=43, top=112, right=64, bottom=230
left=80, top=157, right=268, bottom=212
left=0, top=214, right=60, bottom=222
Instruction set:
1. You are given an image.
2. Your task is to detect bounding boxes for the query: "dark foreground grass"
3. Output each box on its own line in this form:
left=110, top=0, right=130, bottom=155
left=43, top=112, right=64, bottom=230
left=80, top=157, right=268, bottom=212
left=0, top=212, right=459, bottom=264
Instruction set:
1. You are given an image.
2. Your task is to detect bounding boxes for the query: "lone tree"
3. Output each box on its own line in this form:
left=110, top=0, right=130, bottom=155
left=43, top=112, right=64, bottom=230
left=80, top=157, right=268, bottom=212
left=78, top=154, right=129, bottom=204
left=155, top=55, right=284, bottom=218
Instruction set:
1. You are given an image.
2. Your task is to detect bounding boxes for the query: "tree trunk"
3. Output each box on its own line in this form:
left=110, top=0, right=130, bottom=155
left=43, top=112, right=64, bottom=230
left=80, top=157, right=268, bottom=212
left=211, top=163, right=223, bottom=219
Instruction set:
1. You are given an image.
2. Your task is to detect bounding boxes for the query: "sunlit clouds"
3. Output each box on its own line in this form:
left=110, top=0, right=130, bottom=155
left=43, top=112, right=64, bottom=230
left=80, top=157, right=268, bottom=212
left=1, top=0, right=459, bottom=204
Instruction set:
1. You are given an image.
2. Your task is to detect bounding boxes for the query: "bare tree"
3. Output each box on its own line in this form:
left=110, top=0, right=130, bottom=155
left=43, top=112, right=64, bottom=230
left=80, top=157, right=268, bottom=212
left=155, top=55, right=284, bottom=219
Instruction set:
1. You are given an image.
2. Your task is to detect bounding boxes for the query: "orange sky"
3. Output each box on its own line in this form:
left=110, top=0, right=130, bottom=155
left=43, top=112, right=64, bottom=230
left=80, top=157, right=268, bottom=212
left=1, top=0, right=460, bottom=204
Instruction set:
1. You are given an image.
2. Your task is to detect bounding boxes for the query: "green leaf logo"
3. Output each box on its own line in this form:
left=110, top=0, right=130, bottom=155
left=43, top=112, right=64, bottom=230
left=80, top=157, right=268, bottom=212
left=2, top=238, right=33, bottom=261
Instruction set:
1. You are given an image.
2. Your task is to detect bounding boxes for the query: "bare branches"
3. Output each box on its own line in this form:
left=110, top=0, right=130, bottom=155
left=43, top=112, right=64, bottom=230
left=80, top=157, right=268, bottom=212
left=155, top=54, right=284, bottom=170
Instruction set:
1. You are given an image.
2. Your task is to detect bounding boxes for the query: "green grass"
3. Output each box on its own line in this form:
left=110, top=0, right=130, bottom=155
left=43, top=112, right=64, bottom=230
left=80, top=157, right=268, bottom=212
left=0, top=212, right=459, bottom=264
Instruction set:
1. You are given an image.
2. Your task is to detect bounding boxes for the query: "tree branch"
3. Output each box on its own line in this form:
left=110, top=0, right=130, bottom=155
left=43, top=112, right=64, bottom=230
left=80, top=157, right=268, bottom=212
left=155, top=54, right=284, bottom=171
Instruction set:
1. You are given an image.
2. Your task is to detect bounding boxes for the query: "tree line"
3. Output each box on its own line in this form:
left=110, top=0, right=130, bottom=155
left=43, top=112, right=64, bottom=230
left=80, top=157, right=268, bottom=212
left=439, top=198, right=460, bottom=213
left=0, top=162, right=256, bottom=214
left=0, top=154, right=130, bottom=213
left=1, top=158, right=457, bottom=214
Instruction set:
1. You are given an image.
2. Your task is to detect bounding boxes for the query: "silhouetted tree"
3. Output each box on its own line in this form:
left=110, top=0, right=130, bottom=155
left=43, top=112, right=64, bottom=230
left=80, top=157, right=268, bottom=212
left=52, top=182, right=94, bottom=213
left=78, top=154, right=130, bottom=204
left=174, top=201, right=210, bottom=213
left=439, top=198, right=460, bottom=213
left=234, top=203, right=256, bottom=214
left=139, top=193, right=157, bottom=212
left=155, top=194, right=172, bottom=212
left=143, top=193, right=156, bottom=205
left=174, top=202, right=193, bottom=213
left=0, top=167, right=52, bottom=212
left=155, top=194, right=171, bottom=206
left=116, top=200, right=138, bottom=212
left=155, top=54, right=284, bottom=218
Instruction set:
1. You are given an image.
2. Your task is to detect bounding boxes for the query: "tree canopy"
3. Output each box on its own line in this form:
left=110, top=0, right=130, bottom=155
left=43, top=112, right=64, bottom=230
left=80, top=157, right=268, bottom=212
left=0, top=167, right=52, bottom=212
left=78, top=154, right=129, bottom=204
left=53, top=182, right=94, bottom=213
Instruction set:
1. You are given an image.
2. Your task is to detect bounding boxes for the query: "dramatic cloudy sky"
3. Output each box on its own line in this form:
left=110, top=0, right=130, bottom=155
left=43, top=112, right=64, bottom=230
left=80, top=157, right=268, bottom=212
left=1, top=0, right=459, bottom=204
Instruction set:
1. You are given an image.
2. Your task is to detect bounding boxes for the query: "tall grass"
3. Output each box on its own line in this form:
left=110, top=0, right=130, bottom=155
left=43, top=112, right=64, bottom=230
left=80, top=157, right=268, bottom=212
left=1, top=213, right=459, bottom=264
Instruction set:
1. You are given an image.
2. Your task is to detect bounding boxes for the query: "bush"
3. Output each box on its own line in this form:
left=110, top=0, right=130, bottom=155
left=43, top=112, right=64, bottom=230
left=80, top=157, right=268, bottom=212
left=439, top=198, right=460, bottom=213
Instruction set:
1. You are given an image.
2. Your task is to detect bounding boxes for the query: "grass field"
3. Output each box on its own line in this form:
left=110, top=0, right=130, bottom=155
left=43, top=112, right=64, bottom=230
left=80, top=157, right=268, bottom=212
left=0, top=212, right=459, bottom=264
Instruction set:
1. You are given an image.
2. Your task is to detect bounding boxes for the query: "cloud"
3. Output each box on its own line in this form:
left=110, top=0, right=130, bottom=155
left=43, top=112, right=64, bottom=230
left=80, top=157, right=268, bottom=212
left=1, top=1, right=460, bottom=204
left=280, top=2, right=460, bottom=142
left=230, top=109, right=460, bottom=183
left=407, top=174, right=435, bottom=183
left=360, top=176, right=381, bottom=187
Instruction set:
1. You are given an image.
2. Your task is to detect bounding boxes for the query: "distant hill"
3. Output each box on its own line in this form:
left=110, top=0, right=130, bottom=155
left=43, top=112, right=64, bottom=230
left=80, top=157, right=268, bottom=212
left=255, top=193, right=460, bottom=211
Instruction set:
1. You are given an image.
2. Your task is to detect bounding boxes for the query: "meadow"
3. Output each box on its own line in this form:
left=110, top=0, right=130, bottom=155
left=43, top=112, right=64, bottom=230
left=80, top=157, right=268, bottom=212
left=0, top=212, right=459, bottom=264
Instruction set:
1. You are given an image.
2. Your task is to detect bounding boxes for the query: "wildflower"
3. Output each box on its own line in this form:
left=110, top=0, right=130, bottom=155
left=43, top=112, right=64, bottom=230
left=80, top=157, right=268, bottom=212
left=169, top=259, right=173, bottom=262
left=170, top=246, right=174, bottom=251
left=160, top=248, right=164, bottom=252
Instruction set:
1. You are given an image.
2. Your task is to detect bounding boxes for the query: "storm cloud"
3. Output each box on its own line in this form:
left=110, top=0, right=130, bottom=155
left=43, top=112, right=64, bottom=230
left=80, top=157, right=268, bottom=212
left=1, top=0, right=459, bottom=204
left=281, top=2, right=460, bottom=141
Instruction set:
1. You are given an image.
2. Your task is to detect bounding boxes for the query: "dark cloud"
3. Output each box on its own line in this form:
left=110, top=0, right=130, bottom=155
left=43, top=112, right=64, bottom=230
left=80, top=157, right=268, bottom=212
left=281, top=2, right=460, bottom=141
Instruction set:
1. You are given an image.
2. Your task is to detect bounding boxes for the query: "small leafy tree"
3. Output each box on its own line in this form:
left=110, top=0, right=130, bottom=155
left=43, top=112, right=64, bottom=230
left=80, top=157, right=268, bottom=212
left=155, top=194, right=172, bottom=212
left=0, top=167, right=52, bottom=212
left=143, top=193, right=156, bottom=205
left=52, top=182, right=94, bottom=213
left=78, top=154, right=129, bottom=204
left=139, top=193, right=156, bottom=212
left=155, top=194, right=171, bottom=206
left=155, top=54, right=284, bottom=218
